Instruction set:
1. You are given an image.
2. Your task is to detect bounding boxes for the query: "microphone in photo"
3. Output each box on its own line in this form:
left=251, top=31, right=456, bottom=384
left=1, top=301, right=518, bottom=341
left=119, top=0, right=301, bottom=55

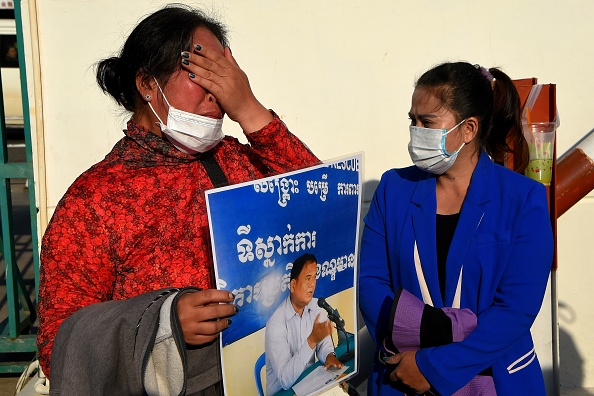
left=317, top=297, right=345, bottom=329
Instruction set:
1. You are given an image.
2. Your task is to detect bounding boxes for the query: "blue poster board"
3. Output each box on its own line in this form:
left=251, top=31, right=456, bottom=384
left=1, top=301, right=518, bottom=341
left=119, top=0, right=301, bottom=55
left=206, top=153, right=362, bottom=346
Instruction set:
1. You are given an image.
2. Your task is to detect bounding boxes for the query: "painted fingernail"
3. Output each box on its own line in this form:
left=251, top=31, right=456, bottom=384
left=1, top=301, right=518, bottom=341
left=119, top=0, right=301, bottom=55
left=181, top=52, right=190, bottom=59
left=227, top=318, right=232, bottom=326
left=382, top=356, right=390, bottom=362
left=182, top=59, right=189, bottom=65
left=229, top=292, right=235, bottom=299
left=234, top=305, right=240, bottom=313
left=189, top=73, right=195, bottom=79
left=195, top=44, right=202, bottom=51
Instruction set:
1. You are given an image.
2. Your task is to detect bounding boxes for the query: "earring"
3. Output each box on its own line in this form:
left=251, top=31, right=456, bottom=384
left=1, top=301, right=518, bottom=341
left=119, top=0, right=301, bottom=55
left=145, top=94, right=151, bottom=100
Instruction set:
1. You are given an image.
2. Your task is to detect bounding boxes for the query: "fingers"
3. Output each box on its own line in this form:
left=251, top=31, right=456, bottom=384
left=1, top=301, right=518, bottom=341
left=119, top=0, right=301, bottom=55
left=387, top=354, right=403, bottom=382
left=324, top=360, right=341, bottom=369
left=190, top=289, right=235, bottom=305
left=178, top=290, right=237, bottom=322
left=181, top=289, right=235, bottom=307
left=314, top=316, right=332, bottom=334
left=183, top=313, right=233, bottom=341
left=324, top=320, right=333, bottom=334
left=389, top=368, right=399, bottom=382
left=181, top=59, right=222, bottom=95
left=384, top=353, right=403, bottom=366
left=224, top=46, right=240, bottom=68
left=185, top=314, right=232, bottom=334
left=386, top=352, right=431, bottom=393
left=324, top=355, right=344, bottom=370
left=177, top=289, right=238, bottom=345
left=193, top=43, right=224, bottom=63
left=308, top=316, right=334, bottom=347
left=181, top=43, right=271, bottom=131
left=181, top=45, right=232, bottom=91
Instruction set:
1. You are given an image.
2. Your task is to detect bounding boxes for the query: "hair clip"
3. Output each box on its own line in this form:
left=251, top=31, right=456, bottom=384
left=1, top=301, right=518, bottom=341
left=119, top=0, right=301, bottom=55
left=474, top=64, right=494, bottom=83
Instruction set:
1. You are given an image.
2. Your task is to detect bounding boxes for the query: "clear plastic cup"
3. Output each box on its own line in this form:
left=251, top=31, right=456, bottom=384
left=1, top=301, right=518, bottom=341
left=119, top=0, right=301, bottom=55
left=523, top=122, right=556, bottom=185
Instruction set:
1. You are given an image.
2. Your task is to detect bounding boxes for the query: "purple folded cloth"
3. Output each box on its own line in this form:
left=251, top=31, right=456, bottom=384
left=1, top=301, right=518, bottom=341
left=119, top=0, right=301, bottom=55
left=389, top=288, right=425, bottom=352
left=454, top=376, right=496, bottom=396
left=442, top=307, right=477, bottom=342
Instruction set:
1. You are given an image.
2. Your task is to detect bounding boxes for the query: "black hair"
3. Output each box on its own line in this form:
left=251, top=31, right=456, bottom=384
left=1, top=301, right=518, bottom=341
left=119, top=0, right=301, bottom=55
left=290, top=253, right=317, bottom=281
left=415, top=62, right=529, bottom=172
left=95, top=3, right=228, bottom=112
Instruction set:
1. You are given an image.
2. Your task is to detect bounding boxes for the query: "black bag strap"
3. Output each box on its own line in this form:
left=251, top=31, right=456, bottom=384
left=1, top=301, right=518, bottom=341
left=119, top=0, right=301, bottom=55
left=199, top=150, right=229, bottom=188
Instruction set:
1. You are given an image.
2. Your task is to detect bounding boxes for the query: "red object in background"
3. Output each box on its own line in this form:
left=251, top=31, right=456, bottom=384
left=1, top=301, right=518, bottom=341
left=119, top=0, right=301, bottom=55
left=556, top=129, right=594, bottom=218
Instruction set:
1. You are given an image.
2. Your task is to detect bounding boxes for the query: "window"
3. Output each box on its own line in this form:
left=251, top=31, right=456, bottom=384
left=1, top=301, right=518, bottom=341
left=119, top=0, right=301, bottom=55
left=0, top=10, right=22, bottom=127
left=0, top=33, right=17, bottom=68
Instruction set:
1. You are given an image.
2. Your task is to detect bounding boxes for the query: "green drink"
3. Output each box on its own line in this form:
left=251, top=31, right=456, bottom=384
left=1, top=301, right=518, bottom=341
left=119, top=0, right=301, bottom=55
left=523, top=122, right=556, bottom=186
left=524, top=159, right=553, bottom=185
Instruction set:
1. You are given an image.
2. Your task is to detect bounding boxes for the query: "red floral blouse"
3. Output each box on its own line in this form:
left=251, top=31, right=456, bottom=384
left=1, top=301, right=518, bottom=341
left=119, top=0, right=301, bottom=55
left=37, top=115, right=319, bottom=377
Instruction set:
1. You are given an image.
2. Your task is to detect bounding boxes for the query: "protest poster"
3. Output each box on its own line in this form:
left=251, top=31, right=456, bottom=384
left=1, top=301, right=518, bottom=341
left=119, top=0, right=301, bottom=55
left=206, top=153, right=362, bottom=396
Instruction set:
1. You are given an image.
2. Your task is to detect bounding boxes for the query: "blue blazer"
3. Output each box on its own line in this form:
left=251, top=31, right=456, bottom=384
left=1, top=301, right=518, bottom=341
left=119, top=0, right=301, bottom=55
left=359, top=152, right=553, bottom=395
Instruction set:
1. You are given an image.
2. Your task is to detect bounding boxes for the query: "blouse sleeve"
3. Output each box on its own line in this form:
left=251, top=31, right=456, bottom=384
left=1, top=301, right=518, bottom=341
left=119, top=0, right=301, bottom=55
left=37, top=180, right=116, bottom=379
left=245, top=111, right=320, bottom=173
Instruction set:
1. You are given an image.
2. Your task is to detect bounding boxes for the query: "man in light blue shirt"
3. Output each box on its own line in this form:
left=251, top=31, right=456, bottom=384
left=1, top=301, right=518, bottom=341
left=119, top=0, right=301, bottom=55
left=265, top=253, right=343, bottom=395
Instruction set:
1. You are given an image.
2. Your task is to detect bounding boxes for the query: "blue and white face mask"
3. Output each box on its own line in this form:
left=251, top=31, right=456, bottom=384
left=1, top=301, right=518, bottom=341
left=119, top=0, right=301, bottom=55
left=408, top=119, right=467, bottom=175
left=148, top=78, right=224, bottom=154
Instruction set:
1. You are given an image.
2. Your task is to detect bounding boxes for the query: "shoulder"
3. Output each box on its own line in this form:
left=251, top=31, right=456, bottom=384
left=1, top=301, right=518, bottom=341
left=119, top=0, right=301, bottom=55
left=55, top=160, right=113, bottom=204
left=309, top=298, right=321, bottom=313
left=220, top=135, right=243, bottom=146
left=378, top=165, right=427, bottom=189
left=490, top=161, right=547, bottom=198
left=266, top=297, right=290, bottom=328
left=213, top=136, right=252, bottom=158
left=474, top=156, right=548, bottom=210
left=307, top=298, right=327, bottom=319
left=381, top=165, right=425, bottom=181
left=371, top=165, right=427, bottom=201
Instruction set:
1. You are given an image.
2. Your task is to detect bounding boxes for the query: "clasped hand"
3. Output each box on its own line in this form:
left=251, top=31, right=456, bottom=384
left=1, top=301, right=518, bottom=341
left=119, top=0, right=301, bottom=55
left=384, top=351, right=431, bottom=394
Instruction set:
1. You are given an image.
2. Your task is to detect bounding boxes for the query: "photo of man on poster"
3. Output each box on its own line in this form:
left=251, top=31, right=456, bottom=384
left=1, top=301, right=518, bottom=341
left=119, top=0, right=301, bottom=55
left=264, top=253, right=343, bottom=395
left=208, top=154, right=361, bottom=395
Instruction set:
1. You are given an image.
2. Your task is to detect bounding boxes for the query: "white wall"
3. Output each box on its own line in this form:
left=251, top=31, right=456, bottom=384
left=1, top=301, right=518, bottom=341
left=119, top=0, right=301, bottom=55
left=25, top=0, right=594, bottom=390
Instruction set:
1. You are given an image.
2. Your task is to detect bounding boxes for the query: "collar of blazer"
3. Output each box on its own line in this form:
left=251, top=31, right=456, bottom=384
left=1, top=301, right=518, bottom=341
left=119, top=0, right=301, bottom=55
left=409, top=151, right=495, bottom=307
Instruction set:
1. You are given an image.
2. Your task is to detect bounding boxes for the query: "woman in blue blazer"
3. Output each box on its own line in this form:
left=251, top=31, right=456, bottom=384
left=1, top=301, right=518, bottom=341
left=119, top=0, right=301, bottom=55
left=359, top=62, right=554, bottom=395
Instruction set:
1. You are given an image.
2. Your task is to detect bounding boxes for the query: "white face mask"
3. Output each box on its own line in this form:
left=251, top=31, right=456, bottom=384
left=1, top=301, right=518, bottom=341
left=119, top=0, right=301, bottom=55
left=148, top=79, right=224, bottom=154
left=408, top=119, right=467, bottom=174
